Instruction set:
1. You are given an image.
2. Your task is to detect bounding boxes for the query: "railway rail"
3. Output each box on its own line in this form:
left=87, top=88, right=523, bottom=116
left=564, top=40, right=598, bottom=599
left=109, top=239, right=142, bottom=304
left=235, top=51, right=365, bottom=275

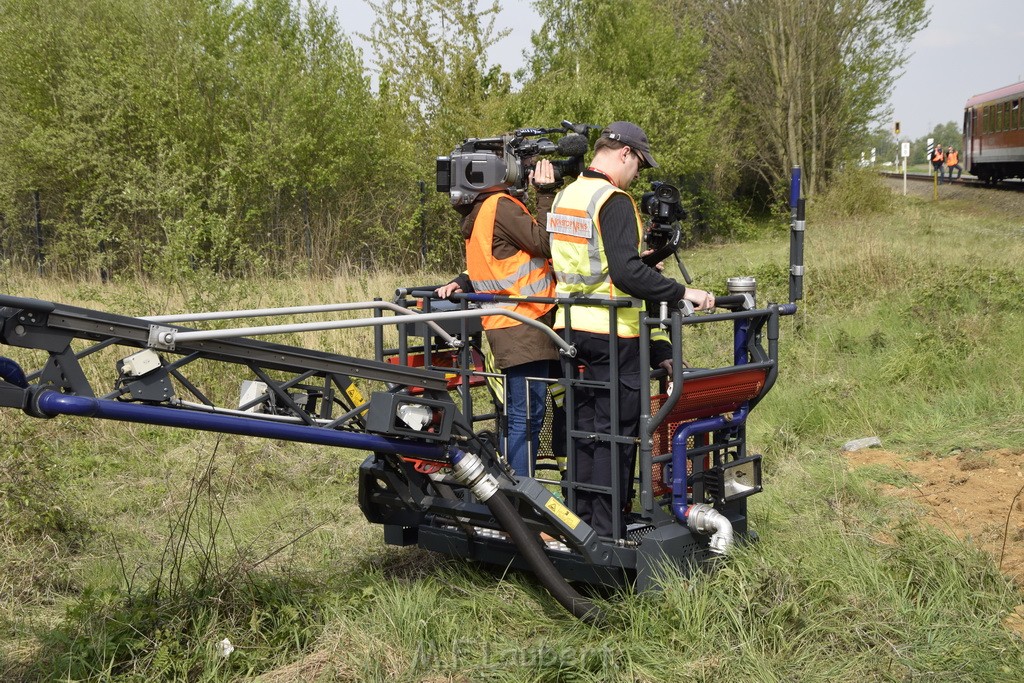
left=879, top=171, right=1024, bottom=191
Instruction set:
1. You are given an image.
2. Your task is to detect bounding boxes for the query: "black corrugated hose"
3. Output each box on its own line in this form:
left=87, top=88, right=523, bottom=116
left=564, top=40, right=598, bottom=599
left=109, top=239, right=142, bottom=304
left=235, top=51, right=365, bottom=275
left=484, top=488, right=604, bottom=626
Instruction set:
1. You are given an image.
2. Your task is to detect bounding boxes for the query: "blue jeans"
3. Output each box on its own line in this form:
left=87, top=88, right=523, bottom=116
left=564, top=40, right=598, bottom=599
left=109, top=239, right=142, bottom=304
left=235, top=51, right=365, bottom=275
left=503, top=360, right=549, bottom=476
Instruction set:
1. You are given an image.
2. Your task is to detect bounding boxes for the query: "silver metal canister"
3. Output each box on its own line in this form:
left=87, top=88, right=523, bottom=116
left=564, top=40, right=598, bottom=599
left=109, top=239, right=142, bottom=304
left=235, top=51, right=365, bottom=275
left=726, top=276, right=756, bottom=297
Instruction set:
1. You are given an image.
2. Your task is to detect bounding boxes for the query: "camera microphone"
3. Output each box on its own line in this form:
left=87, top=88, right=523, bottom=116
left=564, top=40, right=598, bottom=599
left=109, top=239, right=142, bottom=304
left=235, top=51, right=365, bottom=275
left=557, top=133, right=589, bottom=157
left=527, top=134, right=588, bottom=157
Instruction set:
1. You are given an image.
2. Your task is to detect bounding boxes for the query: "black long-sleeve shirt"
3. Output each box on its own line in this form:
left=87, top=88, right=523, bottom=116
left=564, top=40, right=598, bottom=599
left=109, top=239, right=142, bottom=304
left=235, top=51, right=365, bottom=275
left=585, top=170, right=687, bottom=308
left=584, top=170, right=685, bottom=366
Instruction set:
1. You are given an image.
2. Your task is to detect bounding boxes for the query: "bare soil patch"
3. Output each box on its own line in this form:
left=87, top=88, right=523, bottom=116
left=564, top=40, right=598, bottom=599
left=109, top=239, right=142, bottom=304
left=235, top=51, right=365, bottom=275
left=845, top=448, right=1024, bottom=580
left=844, top=448, right=1024, bottom=636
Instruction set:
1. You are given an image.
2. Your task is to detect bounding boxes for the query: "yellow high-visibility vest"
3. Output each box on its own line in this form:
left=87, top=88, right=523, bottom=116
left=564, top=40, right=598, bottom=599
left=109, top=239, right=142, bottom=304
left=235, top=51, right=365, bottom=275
left=547, top=176, right=643, bottom=337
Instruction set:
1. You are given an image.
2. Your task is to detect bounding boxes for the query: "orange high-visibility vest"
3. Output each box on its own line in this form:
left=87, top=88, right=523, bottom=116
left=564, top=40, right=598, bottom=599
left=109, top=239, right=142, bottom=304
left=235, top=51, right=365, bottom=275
left=465, top=193, right=556, bottom=331
left=946, top=150, right=959, bottom=166
left=932, top=147, right=944, bottom=162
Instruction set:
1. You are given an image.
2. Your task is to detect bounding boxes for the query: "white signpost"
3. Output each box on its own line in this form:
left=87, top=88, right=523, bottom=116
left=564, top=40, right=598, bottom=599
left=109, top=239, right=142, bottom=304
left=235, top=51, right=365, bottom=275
left=901, top=142, right=911, bottom=195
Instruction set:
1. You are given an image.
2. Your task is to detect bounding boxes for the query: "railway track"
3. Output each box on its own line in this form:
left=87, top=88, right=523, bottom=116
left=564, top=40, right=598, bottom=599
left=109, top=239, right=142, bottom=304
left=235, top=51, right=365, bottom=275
left=880, top=171, right=1024, bottom=192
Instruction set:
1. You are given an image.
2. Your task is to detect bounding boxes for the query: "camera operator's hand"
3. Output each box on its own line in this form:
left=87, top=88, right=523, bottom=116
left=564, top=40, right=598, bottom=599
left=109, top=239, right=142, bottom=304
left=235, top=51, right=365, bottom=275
left=530, top=159, right=561, bottom=192
left=435, top=282, right=463, bottom=300
left=640, top=248, right=665, bottom=272
left=684, top=288, right=715, bottom=311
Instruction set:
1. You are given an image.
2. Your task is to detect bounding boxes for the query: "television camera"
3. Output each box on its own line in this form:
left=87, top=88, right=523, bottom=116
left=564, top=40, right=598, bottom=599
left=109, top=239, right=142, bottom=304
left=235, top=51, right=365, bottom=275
left=640, top=180, right=692, bottom=283
left=436, top=121, right=591, bottom=206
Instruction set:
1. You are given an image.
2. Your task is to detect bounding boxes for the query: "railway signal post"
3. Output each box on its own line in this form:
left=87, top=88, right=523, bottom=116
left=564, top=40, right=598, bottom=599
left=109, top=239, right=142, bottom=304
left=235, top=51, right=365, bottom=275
left=901, top=142, right=910, bottom=195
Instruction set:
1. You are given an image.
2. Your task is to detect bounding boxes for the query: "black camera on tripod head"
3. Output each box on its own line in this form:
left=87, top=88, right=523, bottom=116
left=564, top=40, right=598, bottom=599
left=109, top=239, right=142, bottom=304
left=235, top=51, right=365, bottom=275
left=640, top=181, right=686, bottom=224
left=435, top=121, right=592, bottom=206
left=639, top=181, right=690, bottom=281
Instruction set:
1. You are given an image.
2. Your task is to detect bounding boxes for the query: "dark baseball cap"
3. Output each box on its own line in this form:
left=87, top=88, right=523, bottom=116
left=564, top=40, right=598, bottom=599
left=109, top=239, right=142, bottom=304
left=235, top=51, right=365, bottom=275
left=601, top=121, right=658, bottom=168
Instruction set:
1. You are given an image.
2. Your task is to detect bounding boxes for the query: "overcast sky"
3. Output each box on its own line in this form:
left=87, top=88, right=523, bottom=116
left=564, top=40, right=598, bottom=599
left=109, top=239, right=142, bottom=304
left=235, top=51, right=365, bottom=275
left=890, top=0, right=1024, bottom=139
left=326, top=0, right=543, bottom=85
left=327, top=0, right=1024, bottom=141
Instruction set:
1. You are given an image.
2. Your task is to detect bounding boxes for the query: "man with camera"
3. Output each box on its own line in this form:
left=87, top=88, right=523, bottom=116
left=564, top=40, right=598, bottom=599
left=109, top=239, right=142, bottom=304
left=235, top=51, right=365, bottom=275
left=436, top=159, right=561, bottom=478
left=547, top=121, right=715, bottom=538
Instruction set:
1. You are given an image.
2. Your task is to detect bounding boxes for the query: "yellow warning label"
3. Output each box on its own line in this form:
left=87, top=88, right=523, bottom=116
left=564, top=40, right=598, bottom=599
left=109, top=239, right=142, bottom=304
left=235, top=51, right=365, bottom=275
left=544, top=497, right=581, bottom=530
left=345, top=383, right=364, bottom=407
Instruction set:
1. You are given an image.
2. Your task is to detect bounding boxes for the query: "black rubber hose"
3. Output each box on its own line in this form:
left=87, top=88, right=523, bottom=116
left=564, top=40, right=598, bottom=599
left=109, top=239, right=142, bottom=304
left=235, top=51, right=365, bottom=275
left=484, top=488, right=604, bottom=625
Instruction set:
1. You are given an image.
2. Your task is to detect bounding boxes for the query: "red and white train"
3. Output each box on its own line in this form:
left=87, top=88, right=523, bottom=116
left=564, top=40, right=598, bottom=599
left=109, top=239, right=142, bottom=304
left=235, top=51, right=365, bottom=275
left=963, top=80, right=1024, bottom=183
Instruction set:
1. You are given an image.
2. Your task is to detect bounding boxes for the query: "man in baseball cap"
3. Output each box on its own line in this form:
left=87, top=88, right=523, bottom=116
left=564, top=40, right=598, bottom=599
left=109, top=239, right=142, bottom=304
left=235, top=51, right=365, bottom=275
left=545, top=121, right=714, bottom=538
left=600, top=120, right=659, bottom=169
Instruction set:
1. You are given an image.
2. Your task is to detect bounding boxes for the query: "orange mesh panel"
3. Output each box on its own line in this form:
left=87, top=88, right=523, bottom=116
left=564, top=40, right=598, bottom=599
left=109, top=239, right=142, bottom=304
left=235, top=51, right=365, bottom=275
left=648, top=367, right=767, bottom=496
left=654, top=367, right=767, bottom=428
left=385, top=348, right=488, bottom=393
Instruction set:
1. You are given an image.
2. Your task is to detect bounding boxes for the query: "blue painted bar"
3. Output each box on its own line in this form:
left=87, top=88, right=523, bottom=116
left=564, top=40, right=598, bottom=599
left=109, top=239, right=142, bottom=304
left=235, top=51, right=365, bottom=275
left=35, top=391, right=446, bottom=459
left=789, top=166, right=801, bottom=209
left=0, top=357, right=28, bottom=388
left=670, top=404, right=751, bottom=523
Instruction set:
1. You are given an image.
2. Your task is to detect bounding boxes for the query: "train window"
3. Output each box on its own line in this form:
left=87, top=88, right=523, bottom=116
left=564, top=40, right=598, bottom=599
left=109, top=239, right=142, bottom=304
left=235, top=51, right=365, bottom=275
left=1014, top=100, right=1020, bottom=130
left=985, top=105, right=991, bottom=134
left=996, top=103, right=1002, bottom=132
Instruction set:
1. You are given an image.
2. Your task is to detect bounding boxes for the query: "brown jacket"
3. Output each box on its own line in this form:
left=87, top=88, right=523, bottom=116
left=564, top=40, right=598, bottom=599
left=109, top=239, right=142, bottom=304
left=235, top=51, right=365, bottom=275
left=459, top=191, right=558, bottom=369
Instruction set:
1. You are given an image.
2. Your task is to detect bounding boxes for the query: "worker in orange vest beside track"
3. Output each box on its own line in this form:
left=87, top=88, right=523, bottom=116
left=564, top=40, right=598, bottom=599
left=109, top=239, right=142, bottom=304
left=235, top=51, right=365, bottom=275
left=945, top=146, right=962, bottom=181
left=931, top=144, right=945, bottom=182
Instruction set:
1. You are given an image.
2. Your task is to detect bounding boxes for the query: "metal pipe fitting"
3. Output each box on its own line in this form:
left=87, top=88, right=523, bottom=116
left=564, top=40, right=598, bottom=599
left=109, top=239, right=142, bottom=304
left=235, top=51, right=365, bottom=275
left=686, top=503, right=734, bottom=555
left=449, top=448, right=499, bottom=502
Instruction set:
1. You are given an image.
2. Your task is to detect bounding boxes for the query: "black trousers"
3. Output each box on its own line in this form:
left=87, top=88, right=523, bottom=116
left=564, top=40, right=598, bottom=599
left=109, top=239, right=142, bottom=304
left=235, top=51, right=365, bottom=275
left=571, top=333, right=641, bottom=538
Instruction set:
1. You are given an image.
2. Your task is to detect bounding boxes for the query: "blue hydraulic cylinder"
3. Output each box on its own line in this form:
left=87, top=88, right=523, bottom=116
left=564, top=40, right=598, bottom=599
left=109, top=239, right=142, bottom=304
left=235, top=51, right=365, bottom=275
left=34, top=391, right=446, bottom=460
left=0, top=357, right=28, bottom=388
left=789, top=166, right=805, bottom=303
left=733, top=318, right=750, bottom=366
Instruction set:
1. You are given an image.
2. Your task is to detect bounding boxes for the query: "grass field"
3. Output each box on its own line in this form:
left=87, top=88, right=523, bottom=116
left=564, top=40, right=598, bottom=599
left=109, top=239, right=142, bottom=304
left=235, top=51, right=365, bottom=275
left=2, top=172, right=1024, bottom=681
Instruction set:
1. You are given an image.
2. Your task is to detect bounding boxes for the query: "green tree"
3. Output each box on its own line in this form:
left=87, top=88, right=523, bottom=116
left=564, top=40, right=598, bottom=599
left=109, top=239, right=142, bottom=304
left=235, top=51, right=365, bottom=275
left=361, top=0, right=514, bottom=268
left=513, top=0, right=740, bottom=236
left=0, top=0, right=386, bottom=276
left=362, top=0, right=511, bottom=150
left=696, top=0, right=929, bottom=199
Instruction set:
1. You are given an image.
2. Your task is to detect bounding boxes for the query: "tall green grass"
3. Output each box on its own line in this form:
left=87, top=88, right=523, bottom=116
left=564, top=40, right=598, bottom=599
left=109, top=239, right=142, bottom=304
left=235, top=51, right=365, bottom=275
left=2, top=175, right=1024, bottom=680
